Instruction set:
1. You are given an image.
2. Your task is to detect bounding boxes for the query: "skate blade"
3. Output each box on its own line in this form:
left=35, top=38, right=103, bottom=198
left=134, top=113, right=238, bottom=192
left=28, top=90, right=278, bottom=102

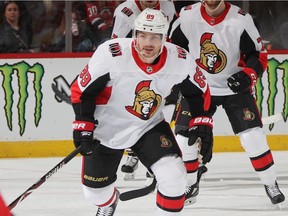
left=184, top=197, right=197, bottom=206
left=275, top=202, right=284, bottom=210
left=123, top=172, right=136, bottom=181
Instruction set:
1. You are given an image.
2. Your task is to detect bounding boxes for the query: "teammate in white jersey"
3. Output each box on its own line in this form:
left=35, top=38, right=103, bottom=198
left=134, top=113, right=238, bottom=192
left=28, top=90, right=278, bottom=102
left=112, top=0, right=176, bottom=39
left=71, top=8, right=213, bottom=216
left=111, top=0, right=177, bottom=181
left=169, top=0, right=285, bottom=205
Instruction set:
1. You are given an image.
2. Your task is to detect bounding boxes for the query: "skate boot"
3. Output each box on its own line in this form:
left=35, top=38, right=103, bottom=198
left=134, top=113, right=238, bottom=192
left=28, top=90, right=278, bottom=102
left=121, top=156, right=139, bottom=180
left=185, top=165, right=207, bottom=205
left=144, top=170, right=155, bottom=187
left=264, top=181, right=285, bottom=204
left=185, top=182, right=199, bottom=205
left=96, top=190, right=120, bottom=216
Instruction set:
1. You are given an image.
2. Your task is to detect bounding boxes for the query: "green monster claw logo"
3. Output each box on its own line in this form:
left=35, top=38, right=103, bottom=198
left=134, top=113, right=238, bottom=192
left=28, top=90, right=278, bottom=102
left=256, top=58, right=288, bottom=130
left=0, top=61, right=44, bottom=136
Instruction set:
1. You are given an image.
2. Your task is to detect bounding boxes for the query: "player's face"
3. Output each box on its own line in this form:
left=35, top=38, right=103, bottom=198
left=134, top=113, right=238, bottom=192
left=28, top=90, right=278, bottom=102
left=140, top=0, right=159, bottom=9
left=202, top=0, right=222, bottom=9
left=136, top=31, right=163, bottom=60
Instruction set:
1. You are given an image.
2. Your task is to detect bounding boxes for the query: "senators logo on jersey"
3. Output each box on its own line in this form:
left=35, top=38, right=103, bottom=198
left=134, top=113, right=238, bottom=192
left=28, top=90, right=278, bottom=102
left=160, top=135, right=173, bottom=148
left=196, top=33, right=227, bottom=74
left=125, top=80, right=162, bottom=120
left=243, top=108, right=255, bottom=121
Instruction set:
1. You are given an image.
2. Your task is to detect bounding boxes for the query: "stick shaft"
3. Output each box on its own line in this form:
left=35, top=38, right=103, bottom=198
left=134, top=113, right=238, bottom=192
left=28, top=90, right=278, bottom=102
left=8, top=146, right=81, bottom=210
left=262, top=112, right=283, bottom=125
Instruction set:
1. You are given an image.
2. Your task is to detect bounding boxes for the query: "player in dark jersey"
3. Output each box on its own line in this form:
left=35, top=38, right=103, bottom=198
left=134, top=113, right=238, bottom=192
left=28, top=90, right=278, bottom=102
left=169, top=0, right=285, bottom=205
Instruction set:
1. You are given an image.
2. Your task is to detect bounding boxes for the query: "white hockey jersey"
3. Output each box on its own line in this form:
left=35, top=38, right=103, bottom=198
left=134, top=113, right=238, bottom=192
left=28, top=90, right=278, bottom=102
left=112, top=0, right=176, bottom=38
left=169, top=2, right=267, bottom=96
left=71, top=38, right=210, bottom=149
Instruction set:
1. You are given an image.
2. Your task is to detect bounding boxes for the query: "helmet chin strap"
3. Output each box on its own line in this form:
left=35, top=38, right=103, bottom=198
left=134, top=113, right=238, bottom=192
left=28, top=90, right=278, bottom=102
left=202, top=0, right=224, bottom=17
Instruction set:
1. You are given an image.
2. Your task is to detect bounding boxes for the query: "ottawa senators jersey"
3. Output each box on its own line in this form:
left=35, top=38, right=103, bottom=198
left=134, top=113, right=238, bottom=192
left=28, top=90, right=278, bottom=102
left=71, top=38, right=210, bottom=149
left=112, top=0, right=176, bottom=38
left=169, top=2, right=268, bottom=96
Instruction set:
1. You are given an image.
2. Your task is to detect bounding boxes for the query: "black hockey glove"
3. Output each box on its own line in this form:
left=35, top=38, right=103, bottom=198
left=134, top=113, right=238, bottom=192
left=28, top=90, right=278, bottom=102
left=73, top=120, right=97, bottom=155
left=188, top=116, right=213, bottom=164
left=165, top=84, right=181, bottom=106
left=227, top=69, right=257, bottom=94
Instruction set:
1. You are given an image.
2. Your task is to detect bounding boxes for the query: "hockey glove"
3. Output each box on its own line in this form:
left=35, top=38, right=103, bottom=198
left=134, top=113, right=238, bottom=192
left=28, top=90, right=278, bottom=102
left=227, top=69, right=257, bottom=94
left=165, top=84, right=181, bottom=106
left=188, top=116, right=213, bottom=164
left=73, top=120, right=96, bottom=155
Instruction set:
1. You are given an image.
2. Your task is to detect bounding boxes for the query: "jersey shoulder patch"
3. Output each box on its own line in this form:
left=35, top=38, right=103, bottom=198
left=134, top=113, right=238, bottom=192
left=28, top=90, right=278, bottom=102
left=109, top=42, right=122, bottom=57
left=121, top=7, right=133, bottom=17
left=183, top=4, right=193, bottom=11
left=176, top=46, right=187, bottom=59
left=237, top=8, right=247, bottom=16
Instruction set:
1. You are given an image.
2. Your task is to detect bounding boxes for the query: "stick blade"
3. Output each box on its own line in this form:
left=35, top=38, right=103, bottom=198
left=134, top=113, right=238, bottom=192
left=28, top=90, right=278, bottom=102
left=51, top=83, right=72, bottom=104
left=262, top=113, right=283, bottom=125
left=119, top=178, right=157, bottom=201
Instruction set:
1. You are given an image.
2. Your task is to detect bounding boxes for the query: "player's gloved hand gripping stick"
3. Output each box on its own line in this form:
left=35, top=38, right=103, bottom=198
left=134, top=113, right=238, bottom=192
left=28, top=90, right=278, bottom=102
left=73, top=120, right=97, bottom=155
left=188, top=114, right=213, bottom=164
left=227, top=68, right=257, bottom=94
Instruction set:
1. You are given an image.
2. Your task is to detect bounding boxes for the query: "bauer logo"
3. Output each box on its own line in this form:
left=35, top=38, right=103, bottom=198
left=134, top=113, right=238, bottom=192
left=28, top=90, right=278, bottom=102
left=0, top=61, right=45, bottom=136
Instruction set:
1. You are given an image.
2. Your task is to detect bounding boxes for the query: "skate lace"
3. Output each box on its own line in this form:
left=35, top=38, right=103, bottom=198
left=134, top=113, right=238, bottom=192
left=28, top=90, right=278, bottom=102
left=185, top=185, right=192, bottom=195
left=266, top=184, right=281, bottom=197
left=97, top=206, right=113, bottom=216
left=124, top=156, right=138, bottom=167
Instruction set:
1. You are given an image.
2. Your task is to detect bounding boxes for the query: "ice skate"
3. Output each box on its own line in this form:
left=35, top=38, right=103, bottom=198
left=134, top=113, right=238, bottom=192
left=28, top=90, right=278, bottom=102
left=184, top=182, right=199, bottom=205
left=185, top=165, right=207, bottom=205
left=96, top=190, right=120, bottom=216
left=121, top=156, right=139, bottom=180
left=264, top=181, right=285, bottom=204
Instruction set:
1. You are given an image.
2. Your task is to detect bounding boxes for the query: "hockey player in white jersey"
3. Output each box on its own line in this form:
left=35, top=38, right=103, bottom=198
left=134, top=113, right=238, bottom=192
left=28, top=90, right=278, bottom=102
left=111, top=0, right=177, bottom=181
left=169, top=0, right=285, bottom=205
left=71, top=8, right=213, bottom=216
left=112, top=0, right=176, bottom=39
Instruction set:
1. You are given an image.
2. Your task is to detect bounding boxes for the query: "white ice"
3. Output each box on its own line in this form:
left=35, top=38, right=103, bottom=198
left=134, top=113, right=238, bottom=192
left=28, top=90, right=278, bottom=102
left=1, top=151, right=287, bottom=216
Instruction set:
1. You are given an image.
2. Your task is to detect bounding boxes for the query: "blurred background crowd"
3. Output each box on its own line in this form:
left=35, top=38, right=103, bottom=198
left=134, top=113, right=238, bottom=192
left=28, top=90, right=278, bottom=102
left=0, top=0, right=287, bottom=53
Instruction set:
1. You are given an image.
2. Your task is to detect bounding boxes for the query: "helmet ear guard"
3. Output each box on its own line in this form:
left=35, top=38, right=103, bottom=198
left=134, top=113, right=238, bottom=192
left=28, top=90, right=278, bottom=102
left=134, top=8, right=169, bottom=43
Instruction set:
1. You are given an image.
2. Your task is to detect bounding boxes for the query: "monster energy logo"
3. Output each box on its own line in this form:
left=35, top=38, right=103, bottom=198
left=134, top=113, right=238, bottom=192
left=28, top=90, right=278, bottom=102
left=256, top=58, right=288, bottom=130
left=0, top=61, right=44, bottom=136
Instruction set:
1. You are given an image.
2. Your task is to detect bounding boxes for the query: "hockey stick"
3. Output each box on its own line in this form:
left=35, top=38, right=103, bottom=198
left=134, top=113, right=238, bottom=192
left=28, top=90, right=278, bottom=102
left=8, top=146, right=81, bottom=210
left=262, top=112, right=283, bottom=125
left=119, top=165, right=208, bottom=202
left=169, top=91, right=183, bottom=130
left=119, top=177, right=157, bottom=201
left=51, top=83, right=72, bottom=104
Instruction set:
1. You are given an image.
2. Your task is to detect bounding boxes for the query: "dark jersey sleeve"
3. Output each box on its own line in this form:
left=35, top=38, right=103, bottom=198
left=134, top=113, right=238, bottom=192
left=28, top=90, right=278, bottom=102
left=239, top=14, right=268, bottom=77
left=71, top=73, right=110, bottom=122
left=180, top=76, right=210, bottom=118
left=169, top=24, right=189, bottom=52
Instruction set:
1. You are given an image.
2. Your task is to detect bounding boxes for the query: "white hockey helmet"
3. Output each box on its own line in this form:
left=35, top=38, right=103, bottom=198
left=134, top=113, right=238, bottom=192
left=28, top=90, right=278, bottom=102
left=134, top=8, right=169, bottom=42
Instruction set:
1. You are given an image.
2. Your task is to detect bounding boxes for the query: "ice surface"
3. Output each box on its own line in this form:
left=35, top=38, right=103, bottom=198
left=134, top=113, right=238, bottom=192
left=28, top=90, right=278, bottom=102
left=1, top=151, right=287, bottom=216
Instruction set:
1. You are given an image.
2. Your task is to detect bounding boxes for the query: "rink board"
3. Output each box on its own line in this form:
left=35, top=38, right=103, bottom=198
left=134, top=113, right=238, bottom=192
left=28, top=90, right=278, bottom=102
left=0, top=53, right=287, bottom=158
left=1, top=134, right=287, bottom=158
